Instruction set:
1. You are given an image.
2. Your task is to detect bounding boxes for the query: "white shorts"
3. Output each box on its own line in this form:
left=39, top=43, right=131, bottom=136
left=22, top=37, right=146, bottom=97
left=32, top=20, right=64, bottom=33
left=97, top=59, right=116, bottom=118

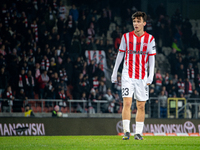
left=121, top=75, right=149, bottom=101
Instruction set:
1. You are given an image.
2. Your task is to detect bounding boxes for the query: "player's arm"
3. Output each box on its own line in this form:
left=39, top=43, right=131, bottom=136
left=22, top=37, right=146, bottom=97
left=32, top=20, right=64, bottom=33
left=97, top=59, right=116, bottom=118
left=111, top=34, right=126, bottom=83
left=111, top=51, right=124, bottom=83
left=147, top=36, right=156, bottom=85
left=147, top=55, right=155, bottom=85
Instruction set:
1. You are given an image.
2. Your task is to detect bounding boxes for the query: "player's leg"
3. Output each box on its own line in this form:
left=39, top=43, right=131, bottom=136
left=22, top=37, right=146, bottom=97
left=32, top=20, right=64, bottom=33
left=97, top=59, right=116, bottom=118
left=134, top=100, right=146, bottom=140
left=122, top=97, right=132, bottom=140
left=121, top=73, right=134, bottom=140
left=136, top=100, right=146, bottom=130
left=134, top=79, right=148, bottom=140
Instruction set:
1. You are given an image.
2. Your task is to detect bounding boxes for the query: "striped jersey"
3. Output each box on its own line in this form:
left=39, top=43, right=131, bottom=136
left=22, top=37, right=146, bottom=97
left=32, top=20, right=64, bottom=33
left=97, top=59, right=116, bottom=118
left=119, top=31, right=156, bottom=79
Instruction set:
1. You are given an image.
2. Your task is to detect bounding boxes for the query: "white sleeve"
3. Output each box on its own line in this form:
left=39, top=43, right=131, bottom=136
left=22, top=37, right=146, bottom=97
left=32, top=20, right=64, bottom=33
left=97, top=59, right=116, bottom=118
left=111, top=52, right=124, bottom=83
left=147, top=55, right=155, bottom=84
left=148, top=37, right=156, bottom=56
left=119, top=34, right=126, bottom=52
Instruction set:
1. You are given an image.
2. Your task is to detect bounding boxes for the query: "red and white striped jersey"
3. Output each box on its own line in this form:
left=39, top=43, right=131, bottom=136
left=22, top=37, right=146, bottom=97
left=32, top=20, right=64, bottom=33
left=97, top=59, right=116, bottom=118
left=119, top=31, right=156, bottom=79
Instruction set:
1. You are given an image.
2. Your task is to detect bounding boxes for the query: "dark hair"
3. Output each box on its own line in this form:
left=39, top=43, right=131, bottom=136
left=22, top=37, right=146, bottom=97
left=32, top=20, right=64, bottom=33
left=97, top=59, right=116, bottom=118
left=132, top=11, right=147, bottom=22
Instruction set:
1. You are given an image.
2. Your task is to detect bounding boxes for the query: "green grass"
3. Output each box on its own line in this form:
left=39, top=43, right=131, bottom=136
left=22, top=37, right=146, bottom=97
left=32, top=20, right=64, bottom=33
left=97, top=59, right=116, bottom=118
left=0, top=136, right=200, bottom=150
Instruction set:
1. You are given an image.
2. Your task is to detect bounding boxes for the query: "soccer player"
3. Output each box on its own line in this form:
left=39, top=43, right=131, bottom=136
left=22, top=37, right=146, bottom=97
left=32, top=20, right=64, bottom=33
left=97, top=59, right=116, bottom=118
left=111, top=11, right=156, bottom=140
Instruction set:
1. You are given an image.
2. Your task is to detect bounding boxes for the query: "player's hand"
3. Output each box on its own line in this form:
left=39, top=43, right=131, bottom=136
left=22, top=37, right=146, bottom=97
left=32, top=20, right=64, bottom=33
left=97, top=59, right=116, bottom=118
left=111, top=73, right=117, bottom=83
left=146, top=77, right=153, bottom=85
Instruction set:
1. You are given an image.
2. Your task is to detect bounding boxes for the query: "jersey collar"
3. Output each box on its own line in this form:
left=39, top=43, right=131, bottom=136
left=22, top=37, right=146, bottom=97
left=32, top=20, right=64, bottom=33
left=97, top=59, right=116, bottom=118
left=132, top=31, right=146, bottom=38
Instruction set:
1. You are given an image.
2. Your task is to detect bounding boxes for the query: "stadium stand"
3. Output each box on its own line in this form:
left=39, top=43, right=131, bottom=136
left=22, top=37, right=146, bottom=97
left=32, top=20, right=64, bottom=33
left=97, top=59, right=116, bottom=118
left=0, top=1, right=200, bottom=118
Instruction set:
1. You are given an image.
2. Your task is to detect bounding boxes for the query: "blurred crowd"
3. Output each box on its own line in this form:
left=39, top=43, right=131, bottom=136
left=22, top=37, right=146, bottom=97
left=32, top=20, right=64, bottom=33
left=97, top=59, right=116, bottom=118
left=0, top=1, right=199, bottom=116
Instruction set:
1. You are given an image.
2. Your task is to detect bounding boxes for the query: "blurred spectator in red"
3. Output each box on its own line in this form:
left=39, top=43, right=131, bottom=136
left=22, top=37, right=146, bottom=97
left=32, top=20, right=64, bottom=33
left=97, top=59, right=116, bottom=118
left=163, top=72, right=170, bottom=86
left=155, top=69, right=163, bottom=94
left=177, top=78, right=185, bottom=96
left=92, top=75, right=99, bottom=89
left=58, top=1, right=67, bottom=20
left=41, top=55, right=49, bottom=71
left=18, top=68, right=28, bottom=91
left=114, top=33, right=121, bottom=51
left=58, top=89, right=67, bottom=108
left=184, top=78, right=192, bottom=98
left=187, top=63, right=195, bottom=84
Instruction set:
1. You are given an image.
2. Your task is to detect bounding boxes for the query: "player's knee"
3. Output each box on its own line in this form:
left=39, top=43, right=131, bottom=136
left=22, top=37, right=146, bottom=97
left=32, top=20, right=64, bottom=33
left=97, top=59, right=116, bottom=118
left=137, top=103, right=145, bottom=111
left=124, top=101, right=132, bottom=108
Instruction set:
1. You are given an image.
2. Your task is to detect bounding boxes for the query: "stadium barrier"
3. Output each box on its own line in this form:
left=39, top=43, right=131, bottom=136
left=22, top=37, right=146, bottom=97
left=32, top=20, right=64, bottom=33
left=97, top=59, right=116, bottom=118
left=0, top=118, right=200, bottom=136
left=0, top=97, right=199, bottom=118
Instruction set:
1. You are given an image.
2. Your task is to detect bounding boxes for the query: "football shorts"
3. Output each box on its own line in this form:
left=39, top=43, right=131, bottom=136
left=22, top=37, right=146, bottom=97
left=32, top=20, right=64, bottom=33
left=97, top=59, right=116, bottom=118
left=121, top=75, right=149, bottom=101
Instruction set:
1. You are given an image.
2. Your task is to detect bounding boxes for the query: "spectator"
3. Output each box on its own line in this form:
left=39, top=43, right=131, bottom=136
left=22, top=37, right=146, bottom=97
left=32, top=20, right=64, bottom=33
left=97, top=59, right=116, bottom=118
left=87, top=22, right=95, bottom=40
left=184, top=78, right=192, bottom=98
left=92, top=75, right=99, bottom=89
left=65, top=15, right=76, bottom=42
left=187, top=63, right=195, bottom=84
left=45, top=6, right=56, bottom=31
left=14, top=89, right=27, bottom=112
left=149, top=88, right=158, bottom=118
left=158, top=91, right=168, bottom=118
left=41, top=55, right=49, bottom=71
left=161, top=86, right=168, bottom=96
left=69, top=4, right=79, bottom=22
left=155, top=69, right=163, bottom=94
left=172, top=74, right=178, bottom=85
left=26, top=70, right=35, bottom=99
left=58, top=1, right=67, bottom=19
left=189, top=90, right=199, bottom=118
left=0, top=67, right=8, bottom=96
left=37, top=70, right=49, bottom=99
left=167, top=80, right=177, bottom=97
left=88, top=88, right=97, bottom=113
left=177, top=64, right=185, bottom=80
left=177, top=78, right=185, bottom=96
left=44, top=80, right=55, bottom=107
left=24, top=104, right=35, bottom=117
left=65, top=57, right=73, bottom=84
left=163, top=72, right=170, bottom=86
left=58, top=89, right=67, bottom=108
left=113, top=75, right=122, bottom=97
left=87, top=60, right=96, bottom=79
left=52, top=105, right=60, bottom=117
left=103, top=89, right=114, bottom=113
left=1, top=86, right=14, bottom=112
left=18, top=68, right=28, bottom=92
left=98, top=81, right=107, bottom=96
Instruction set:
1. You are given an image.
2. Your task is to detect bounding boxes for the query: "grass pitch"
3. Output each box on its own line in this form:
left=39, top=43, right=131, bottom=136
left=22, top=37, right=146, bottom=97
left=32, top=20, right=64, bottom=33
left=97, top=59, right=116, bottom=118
left=0, top=136, right=200, bottom=150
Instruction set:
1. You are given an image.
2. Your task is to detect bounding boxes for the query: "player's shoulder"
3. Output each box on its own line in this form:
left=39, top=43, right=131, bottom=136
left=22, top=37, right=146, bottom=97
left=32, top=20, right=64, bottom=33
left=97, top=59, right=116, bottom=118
left=146, top=32, right=155, bottom=43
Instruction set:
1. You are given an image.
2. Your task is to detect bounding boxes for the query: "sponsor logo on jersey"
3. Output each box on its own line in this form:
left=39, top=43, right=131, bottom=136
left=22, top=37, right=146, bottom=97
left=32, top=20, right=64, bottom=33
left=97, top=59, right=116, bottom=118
left=127, top=50, right=148, bottom=55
